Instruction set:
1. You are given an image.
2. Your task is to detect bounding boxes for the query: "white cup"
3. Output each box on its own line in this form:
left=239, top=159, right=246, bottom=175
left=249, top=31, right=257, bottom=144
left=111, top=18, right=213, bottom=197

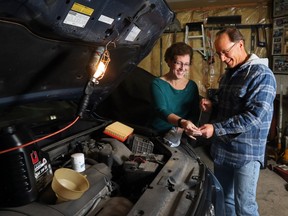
left=71, top=153, right=85, bottom=172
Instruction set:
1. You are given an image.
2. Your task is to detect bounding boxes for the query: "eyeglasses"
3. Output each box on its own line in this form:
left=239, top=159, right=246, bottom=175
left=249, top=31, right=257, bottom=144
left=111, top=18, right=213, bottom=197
left=216, top=41, right=239, bottom=57
left=173, top=61, right=190, bottom=68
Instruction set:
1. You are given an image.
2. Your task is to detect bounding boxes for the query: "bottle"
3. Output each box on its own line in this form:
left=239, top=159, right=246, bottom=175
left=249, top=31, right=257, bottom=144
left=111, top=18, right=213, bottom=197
left=0, top=125, right=52, bottom=207
left=207, top=63, right=218, bottom=101
left=208, top=63, right=216, bottom=89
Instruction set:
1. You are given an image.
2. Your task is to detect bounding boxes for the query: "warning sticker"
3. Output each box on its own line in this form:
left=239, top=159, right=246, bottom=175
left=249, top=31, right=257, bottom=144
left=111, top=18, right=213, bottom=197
left=64, top=2, right=94, bottom=28
left=72, top=2, right=94, bottom=16
left=125, top=25, right=141, bottom=42
left=64, top=10, right=90, bottom=28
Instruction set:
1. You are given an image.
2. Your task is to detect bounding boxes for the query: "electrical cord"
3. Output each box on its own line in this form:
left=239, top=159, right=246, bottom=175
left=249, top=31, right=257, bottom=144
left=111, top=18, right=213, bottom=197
left=0, top=116, right=80, bottom=155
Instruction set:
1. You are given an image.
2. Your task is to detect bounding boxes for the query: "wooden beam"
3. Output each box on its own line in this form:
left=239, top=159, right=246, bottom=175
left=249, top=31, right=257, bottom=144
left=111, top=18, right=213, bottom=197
left=168, top=1, right=271, bottom=12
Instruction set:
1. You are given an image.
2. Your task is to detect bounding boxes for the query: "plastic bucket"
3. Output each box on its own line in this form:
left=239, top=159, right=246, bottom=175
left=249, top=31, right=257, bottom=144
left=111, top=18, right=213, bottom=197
left=51, top=168, right=89, bottom=202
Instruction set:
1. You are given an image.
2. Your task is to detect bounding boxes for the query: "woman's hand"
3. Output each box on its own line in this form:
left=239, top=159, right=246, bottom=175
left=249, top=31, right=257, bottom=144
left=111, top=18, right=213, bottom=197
left=181, top=120, right=202, bottom=140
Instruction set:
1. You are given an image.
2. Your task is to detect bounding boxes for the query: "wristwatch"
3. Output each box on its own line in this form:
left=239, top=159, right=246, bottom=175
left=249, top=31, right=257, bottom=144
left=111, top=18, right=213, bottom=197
left=177, top=118, right=183, bottom=128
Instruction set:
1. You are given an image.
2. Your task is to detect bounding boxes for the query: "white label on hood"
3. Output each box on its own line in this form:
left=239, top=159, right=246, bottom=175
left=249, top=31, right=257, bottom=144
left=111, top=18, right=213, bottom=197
left=125, top=25, right=141, bottom=42
left=64, top=11, right=90, bottom=28
left=98, top=15, right=114, bottom=25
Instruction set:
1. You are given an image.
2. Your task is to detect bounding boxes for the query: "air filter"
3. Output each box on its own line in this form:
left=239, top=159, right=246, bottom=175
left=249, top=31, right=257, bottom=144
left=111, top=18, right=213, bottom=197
left=103, top=121, right=134, bottom=142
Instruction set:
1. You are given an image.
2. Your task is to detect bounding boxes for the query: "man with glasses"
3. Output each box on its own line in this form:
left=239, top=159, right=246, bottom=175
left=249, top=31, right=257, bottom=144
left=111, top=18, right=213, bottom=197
left=150, top=42, right=201, bottom=147
left=199, top=27, right=276, bottom=216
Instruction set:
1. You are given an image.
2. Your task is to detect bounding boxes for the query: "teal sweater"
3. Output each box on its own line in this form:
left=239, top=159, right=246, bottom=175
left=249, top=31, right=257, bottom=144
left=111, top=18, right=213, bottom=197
left=151, top=78, right=200, bottom=133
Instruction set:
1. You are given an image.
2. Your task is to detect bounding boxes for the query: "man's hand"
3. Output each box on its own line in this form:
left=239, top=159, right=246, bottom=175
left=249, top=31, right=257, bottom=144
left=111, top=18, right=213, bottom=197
left=200, top=98, right=212, bottom=112
left=199, top=124, right=214, bottom=139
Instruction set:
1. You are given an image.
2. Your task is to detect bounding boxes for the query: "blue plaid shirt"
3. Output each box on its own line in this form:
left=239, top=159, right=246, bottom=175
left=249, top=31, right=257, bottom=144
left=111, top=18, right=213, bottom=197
left=211, top=54, right=276, bottom=168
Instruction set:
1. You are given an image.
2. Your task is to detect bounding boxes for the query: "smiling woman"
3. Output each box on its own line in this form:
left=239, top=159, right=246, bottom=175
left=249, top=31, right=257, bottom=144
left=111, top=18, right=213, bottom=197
left=150, top=42, right=201, bottom=145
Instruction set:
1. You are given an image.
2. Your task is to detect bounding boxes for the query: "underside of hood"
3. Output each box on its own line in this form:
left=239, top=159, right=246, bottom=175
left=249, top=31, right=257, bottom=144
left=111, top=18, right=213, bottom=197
left=0, top=0, right=174, bottom=107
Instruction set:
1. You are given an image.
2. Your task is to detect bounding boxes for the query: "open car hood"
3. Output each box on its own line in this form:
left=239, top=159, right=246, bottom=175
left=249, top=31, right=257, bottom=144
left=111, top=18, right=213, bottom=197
left=0, top=2, right=226, bottom=215
left=0, top=0, right=173, bottom=108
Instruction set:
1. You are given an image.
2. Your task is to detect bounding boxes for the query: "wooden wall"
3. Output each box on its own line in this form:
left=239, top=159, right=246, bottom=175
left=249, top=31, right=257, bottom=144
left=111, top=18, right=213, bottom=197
left=138, top=2, right=273, bottom=97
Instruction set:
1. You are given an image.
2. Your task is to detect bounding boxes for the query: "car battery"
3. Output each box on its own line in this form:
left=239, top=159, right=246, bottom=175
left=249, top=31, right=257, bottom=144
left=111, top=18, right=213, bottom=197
left=123, top=153, right=164, bottom=182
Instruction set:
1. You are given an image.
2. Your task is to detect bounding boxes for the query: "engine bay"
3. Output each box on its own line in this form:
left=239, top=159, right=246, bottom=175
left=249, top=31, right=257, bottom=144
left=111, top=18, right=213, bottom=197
left=0, top=101, right=215, bottom=216
left=0, top=116, right=171, bottom=215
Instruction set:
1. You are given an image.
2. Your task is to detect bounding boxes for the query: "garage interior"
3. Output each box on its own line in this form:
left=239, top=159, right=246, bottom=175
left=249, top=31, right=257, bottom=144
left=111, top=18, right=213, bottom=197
left=0, top=0, right=287, bottom=214
left=138, top=0, right=288, bottom=215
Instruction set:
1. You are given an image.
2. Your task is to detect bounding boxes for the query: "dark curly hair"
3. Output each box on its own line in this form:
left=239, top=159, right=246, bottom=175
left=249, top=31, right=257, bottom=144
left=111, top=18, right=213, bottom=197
left=164, top=42, right=193, bottom=64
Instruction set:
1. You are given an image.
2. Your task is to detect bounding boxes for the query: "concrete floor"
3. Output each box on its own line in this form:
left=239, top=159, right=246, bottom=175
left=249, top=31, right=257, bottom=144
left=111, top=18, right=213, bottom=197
left=193, top=144, right=288, bottom=216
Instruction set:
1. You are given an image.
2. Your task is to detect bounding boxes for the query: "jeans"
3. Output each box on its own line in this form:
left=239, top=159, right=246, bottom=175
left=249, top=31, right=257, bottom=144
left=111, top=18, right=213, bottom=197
left=214, top=161, right=261, bottom=216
